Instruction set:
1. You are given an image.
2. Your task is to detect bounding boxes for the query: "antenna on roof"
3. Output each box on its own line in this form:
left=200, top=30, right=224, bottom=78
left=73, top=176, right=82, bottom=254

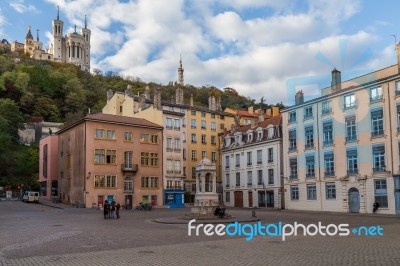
left=390, top=35, right=397, bottom=50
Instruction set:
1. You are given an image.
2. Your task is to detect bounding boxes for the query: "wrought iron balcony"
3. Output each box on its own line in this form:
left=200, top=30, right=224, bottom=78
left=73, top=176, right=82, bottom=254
left=305, top=143, right=314, bottom=149
left=371, top=130, right=384, bottom=138
left=323, top=140, right=333, bottom=146
left=373, top=166, right=386, bottom=173
left=346, top=135, right=357, bottom=143
left=324, top=171, right=335, bottom=177
left=289, top=174, right=298, bottom=180
left=347, top=169, right=359, bottom=175
left=306, top=173, right=315, bottom=178
left=369, top=94, right=383, bottom=103
left=322, top=108, right=332, bottom=115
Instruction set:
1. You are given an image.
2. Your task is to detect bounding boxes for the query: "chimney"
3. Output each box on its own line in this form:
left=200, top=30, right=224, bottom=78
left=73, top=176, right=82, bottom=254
left=190, top=93, right=193, bottom=106
left=272, top=106, right=279, bottom=117
left=107, top=89, right=113, bottom=102
left=331, top=68, right=341, bottom=92
left=154, top=88, right=161, bottom=109
left=248, top=106, right=254, bottom=114
left=258, top=109, right=265, bottom=122
left=125, top=85, right=132, bottom=95
left=266, top=109, right=272, bottom=117
left=295, top=90, right=304, bottom=105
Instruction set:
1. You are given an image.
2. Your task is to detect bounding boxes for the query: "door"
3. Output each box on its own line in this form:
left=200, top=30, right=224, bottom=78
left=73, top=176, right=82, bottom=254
left=98, top=195, right=104, bottom=208
left=394, top=176, right=400, bottom=215
left=125, top=195, right=132, bottom=210
left=175, top=193, right=183, bottom=207
left=248, top=191, right=253, bottom=207
left=349, top=188, right=360, bottom=213
left=234, top=191, right=243, bottom=207
left=266, top=191, right=274, bottom=207
left=258, top=191, right=266, bottom=207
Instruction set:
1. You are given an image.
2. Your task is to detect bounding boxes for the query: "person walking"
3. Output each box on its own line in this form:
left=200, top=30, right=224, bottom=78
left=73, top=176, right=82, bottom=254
left=103, top=200, right=109, bottom=219
left=116, top=202, right=121, bottom=219
left=373, top=201, right=380, bottom=214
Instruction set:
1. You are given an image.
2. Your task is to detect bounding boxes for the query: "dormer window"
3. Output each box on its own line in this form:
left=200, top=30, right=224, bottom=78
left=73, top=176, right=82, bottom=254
left=256, top=128, right=263, bottom=141
left=247, top=131, right=253, bottom=143
left=234, top=132, right=243, bottom=145
left=267, top=125, right=275, bottom=139
left=225, top=137, right=231, bottom=147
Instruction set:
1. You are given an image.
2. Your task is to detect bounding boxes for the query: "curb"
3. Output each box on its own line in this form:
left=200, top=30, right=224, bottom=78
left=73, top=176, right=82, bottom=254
left=154, top=216, right=260, bottom=224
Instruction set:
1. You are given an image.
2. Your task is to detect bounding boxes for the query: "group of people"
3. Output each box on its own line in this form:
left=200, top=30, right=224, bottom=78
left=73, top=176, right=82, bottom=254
left=214, top=204, right=226, bottom=218
left=103, top=200, right=120, bottom=219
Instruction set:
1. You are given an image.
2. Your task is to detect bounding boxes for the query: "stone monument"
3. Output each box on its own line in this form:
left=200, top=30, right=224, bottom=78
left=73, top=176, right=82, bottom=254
left=190, top=157, right=219, bottom=218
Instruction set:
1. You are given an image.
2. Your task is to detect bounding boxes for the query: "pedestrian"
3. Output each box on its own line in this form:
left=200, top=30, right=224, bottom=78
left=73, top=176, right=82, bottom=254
left=373, top=201, right=380, bottom=214
left=116, top=202, right=121, bottom=219
left=111, top=201, right=116, bottom=219
left=103, top=200, right=109, bottom=219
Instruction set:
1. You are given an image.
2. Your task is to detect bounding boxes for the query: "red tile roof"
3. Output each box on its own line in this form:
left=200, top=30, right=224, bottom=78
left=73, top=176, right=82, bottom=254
left=236, top=110, right=259, bottom=117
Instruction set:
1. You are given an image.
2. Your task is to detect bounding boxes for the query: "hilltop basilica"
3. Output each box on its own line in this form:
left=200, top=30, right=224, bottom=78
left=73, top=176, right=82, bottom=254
left=0, top=7, right=91, bottom=71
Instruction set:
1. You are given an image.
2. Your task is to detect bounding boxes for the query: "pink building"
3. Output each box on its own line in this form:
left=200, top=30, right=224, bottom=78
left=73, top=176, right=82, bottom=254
left=57, top=113, right=163, bottom=208
left=39, top=135, right=59, bottom=200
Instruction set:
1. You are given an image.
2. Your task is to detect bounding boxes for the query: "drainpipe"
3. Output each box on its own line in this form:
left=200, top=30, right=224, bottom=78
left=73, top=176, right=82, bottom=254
left=387, top=81, right=394, bottom=175
left=316, top=102, right=323, bottom=211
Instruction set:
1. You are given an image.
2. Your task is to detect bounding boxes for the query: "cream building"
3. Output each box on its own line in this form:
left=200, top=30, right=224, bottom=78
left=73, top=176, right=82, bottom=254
left=282, top=47, right=400, bottom=215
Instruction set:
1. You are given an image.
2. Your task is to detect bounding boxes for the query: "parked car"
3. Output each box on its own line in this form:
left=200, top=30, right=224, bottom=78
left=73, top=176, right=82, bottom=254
left=22, top=191, right=39, bottom=203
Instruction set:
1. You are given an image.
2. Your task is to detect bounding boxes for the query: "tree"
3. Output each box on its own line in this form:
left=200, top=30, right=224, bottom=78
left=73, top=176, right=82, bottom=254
left=0, top=98, right=25, bottom=143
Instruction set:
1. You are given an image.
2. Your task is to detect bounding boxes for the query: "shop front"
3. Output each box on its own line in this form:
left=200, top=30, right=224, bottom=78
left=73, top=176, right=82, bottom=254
left=164, top=190, right=184, bottom=208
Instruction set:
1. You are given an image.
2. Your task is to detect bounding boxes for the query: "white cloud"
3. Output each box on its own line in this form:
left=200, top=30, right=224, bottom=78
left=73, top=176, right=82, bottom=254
left=10, top=0, right=38, bottom=14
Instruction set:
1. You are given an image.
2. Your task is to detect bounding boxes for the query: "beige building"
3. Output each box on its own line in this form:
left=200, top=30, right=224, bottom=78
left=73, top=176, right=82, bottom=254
left=57, top=113, right=163, bottom=208
left=282, top=46, right=400, bottom=215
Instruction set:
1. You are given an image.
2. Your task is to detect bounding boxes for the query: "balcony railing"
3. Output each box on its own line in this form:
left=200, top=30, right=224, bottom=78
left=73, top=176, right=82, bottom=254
left=166, top=125, right=172, bottom=130
left=397, top=127, right=400, bottom=133
left=306, top=173, right=315, bottom=178
left=288, top=118, right=296, bottom=124
left=371, top=130, right=384, bottom=138
left=370, top=94, right=383, bottom=103
left=344, top=103, right=356, bottom=110
left=121, top=164, right=138, bottom=173
left=247, top=183, right=252, bottom=187
left=396, top=90, right=400, bottom=96
left=257, top=182, right=264, bottom=186
left=347, top=169, right=359, bottom=175
left=322, top=108, right=332, bottom=115
left=225, top=184, right=230, bottom=188
left=289, top=174, right=298, bottom=180
left=346, top=135, right=357, bottom=143
left=225, top=165, right=230, bottom=169
left=268, top=159, right=273, bottom=163
left=235, top=164, right=240, bottom=168
left=174, top=148, right=181, bottom=152
left=304, top=114, right=313, bottom=120
left=324, top=171, right=335, bottom=177
left=257, top=161, right=262, bottom=165
left=174, top=126, right=180, bottom=130
left=166, top=147, right=173, bottom=152
left=191, top=125, right=196, bottom=129
left=191, top=140, right=197, bottom=143
left=323, top=139, right=333, bottom=146
left=247, top=162, right=252, bottom=166
left=201, top=126, right=206, bottom=130
left=305, top=143, right=314, bottom=149
left=166, top=170, right=173, bottom=174
left=373, top=166, right=386, bottom=173
left=288, top=146, right=297, bottom=152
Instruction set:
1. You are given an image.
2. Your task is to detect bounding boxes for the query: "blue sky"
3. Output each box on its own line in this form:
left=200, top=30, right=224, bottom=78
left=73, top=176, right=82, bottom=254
left=1, top=0, right=400, bottom=105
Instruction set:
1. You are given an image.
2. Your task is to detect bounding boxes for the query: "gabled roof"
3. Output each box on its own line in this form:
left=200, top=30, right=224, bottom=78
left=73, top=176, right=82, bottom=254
left=236, top=110, right=259, bottom=117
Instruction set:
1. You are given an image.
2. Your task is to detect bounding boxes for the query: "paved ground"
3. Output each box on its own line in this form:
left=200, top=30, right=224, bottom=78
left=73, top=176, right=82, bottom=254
left=0, top=200, right=399, bottom=265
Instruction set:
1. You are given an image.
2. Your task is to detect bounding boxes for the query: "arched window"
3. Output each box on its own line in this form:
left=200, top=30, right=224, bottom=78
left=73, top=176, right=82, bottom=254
left=198, top=174, right=202, bottom=192
left=72, top=43, right=75, bottom=57
left=124, top=176, right=133, bottom=191
left=205, top=173, right=212, bottom=192
left=77, top=45, right=80, bottom=58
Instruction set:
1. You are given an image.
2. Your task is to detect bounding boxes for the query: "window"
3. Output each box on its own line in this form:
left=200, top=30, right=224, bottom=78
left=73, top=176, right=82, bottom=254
left=182, top=118, right=186, bottom=128
left=175, top=181, right=182, bottom=189
left=95, top=129, right=105, bottom=138
left=291, top=186, right=299, bottom=200
left=370, top=86, right=383, bottom=102
left=268, top=169, right=274, bottom=185
left=140, top=133, right=149, bottom=143
left=140, top=134, right=158, bottom=143
left=344, top=94, right=356, bottom=109
left=371, top=109, right=384, bottom=137
left=257, top=150, right=262, bottom=164
left=151, top=135, right=158, bottom=144
left=305, top=125, right=314, bottom=148
left=202, top=151, right=206, bottom=159
left=107, top=130, right=116, bottom=140
left=289, top=158, right=298, bottom=179
left=166, top=138, right=173, bottom=151
left=307, top=185, right=317, bottom=200
left=236, top=172, right=240, bottom=186
left=345, top=116, right=357, bottom=142
left=306, top=155, right=315, bottom=178
left=247, top=171, right=253, bottom=186
left=268, top=148, right=273, bottom=162
left=95, top=149, right=115, bottom=164
left=397, top=105, right=400, bottom=133
left=374, top=179, right=388, bottom=208
left=225, top=192, right=230, bottom=202
left=326, top=183, right=336, bottom=199
left=191, top=119, right=196, bottom=128
left=124, top=151, right=133, bottom=168
left=225, top=173, right=230, bottom=188
left=220, top=123, right=225, bottom=130
left=347, top=149, right=358, bottom=175
left=304, top=106, right=313, bottom=119
left=322, top=101, right=331, bottom=114
left=166, top=118, right=172, bottom=129
left=174, top=160, right=181, bottom=174
left=192, top=167, right=196, bottom=178
left=201, top=134, right=206, bottom=144
left=141, top=152, right=158, bottom=166
left=183, top=167, right=186, bottom=176
left=211, top=122, right=216, bottom=131
left=183, top=148, right=186, bottom=160
left=174, top=138, right=181, bottom=151
left=201, top=112, right=206, bottom=117
left=43, top=144, right=48, bottom=178
left=288, top=129, right=297, bottom=151
left=166, top=159, right=173, bottom=174
left=324, top=152, right=335, bottom=176
left=191, top=134, right=197, bottom=143
left=257, top=170, right=263, bottom=185
left=396, top=81, right=400, bottom=96
left=211, top=113, right=215, bottom=118
left=191, top=150, right=197, bottom=161
left=174, top=119, right=180, bottom=130
left=141, top=177, right=159, bottom=188
left=372, top=145, right=386, bottom=172
left=323, top=121, right=333, bottom=146
left=94, top=175, right=116, bottom=188
left=247, top=152, right=252, bottom=165
left=124, top=132, right=132, bottom=141
left=235, top=154, right=240, bottom=167
left=211, top=152, right=216, bottom=162
left=201, top=120, right=206, bottom=130
left=167, top=180, right=173, bottom=189
left=225, top=156, right=230, bottom=168
left=288, top=111, right=296, bottom=123
left=211, top=136, right=216, bottom=145
left=124, top=176, right=133, bottom=191
left=191, top=110, right=196, bottom=115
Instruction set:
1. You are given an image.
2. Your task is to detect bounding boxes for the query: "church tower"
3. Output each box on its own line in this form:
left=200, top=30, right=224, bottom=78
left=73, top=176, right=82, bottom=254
left=52, top=6, right=64, bottom=62
left=81, top=15, right=91, bottom=71
left=24, top=25, right=34, bottom=55
left=175, top=56, right=184, bottom=104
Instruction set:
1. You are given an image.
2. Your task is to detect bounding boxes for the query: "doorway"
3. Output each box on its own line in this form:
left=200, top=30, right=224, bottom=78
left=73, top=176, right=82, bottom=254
left=248, top=191, right=253, bottom=207
left=97, top=195, right=104, bottom=208
left=394, top=176, right=400, bottom=215
left=266, top=191, right=274, bottom=207
left=349, top=187, right=360, bottom=213
left=125, top=195, right=132, bottom=210
left=234, top=191, right=243, bottom=207
left=258, top=191, right=266, bottom=207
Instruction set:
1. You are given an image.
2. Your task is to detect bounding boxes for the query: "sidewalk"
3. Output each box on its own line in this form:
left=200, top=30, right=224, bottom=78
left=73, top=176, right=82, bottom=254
left=38, top=198, right=75, bottom=209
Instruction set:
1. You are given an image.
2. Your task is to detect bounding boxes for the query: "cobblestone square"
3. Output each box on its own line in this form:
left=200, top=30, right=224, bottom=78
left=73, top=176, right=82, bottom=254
left=0, top=201, right=399, bottom=265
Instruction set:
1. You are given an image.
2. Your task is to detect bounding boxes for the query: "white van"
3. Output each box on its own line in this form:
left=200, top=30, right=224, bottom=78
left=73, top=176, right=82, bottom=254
left=22, top=191, right=39, bottom=203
